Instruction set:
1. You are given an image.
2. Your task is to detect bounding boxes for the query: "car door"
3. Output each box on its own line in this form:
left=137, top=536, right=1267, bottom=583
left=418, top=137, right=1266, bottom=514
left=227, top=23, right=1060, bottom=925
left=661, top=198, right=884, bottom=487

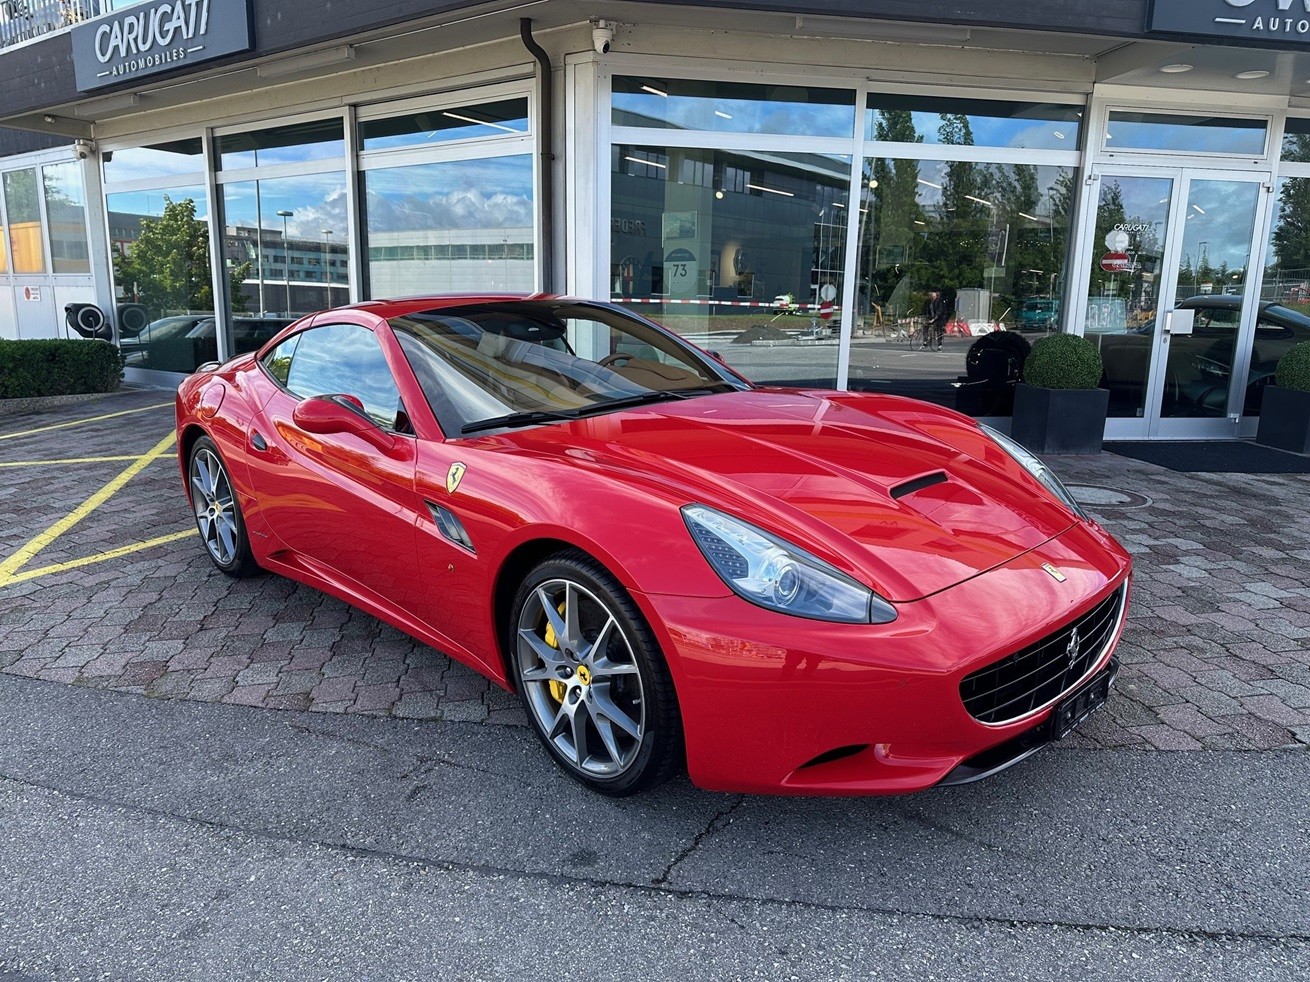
left=246, top=317, right=425, bottom=614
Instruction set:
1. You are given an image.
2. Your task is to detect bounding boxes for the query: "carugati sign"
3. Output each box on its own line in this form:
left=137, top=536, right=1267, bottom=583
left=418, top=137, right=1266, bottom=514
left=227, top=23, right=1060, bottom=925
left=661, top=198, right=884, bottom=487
left=72, top=0, right=253, bottom=93
left=1150, top=0, right=1310, bottom=45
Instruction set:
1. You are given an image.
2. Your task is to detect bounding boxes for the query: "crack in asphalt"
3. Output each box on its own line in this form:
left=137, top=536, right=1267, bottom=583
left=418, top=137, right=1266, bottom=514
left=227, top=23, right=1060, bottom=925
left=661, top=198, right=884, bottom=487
left=4, top=769, right=1302, bottom=947
left=284, top=720, right=541, bottom=791
left=652, top=794, right=746, bottom=887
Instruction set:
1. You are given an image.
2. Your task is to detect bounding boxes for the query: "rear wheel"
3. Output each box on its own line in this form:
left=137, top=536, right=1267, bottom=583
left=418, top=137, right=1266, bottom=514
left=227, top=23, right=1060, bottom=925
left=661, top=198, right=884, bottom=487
left=511, top=552, right=682, bottom=796
left=188, top=436, right=260, bottom=578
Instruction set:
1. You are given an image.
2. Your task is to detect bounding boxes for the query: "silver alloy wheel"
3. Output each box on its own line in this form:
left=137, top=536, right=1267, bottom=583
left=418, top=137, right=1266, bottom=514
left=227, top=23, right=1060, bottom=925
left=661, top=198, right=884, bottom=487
left=190, top=447, right=239, bottom=566
left=516, top=578, right=646, bottom=778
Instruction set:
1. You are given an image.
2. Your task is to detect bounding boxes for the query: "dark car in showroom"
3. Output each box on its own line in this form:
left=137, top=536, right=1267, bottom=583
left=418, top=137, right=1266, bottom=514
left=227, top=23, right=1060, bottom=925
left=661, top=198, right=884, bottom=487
left=1097, top=295, right=1310, bottom=417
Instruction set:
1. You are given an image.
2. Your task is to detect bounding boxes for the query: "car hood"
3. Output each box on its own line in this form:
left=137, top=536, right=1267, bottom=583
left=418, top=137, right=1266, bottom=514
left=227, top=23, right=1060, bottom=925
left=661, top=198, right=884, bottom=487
left=492, top=390, right=1079, bottom=603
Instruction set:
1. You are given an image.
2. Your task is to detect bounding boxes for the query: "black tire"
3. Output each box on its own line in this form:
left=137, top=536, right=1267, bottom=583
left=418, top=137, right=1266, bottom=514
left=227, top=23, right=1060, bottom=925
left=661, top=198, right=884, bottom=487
left=188, top=436, right=261, bottom=578
left=510, top=550, right=683, bottom=796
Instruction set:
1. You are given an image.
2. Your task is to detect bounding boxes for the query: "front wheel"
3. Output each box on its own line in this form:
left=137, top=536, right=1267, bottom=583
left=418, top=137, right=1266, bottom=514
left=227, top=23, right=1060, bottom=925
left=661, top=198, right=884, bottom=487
left=511, top=552, right=683, bottom=796
left=188, top=436, right=260, bottom=578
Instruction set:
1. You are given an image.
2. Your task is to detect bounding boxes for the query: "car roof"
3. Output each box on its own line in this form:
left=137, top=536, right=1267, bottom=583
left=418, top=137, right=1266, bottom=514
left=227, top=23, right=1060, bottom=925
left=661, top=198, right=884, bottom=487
left=1178, top=294, right=1310, bottom=328
left=340, top=293, right=559, bottom=320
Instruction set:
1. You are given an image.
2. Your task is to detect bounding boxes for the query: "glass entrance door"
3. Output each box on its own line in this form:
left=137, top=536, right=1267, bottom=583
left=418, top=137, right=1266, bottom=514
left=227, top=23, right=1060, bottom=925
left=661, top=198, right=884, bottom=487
left=1078, top=168, right=1272, bottom=440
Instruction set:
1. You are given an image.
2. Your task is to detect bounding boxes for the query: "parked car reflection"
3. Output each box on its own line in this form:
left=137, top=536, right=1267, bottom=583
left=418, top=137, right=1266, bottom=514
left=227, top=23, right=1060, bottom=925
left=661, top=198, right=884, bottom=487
left=122, top=314, right=295, bottom=371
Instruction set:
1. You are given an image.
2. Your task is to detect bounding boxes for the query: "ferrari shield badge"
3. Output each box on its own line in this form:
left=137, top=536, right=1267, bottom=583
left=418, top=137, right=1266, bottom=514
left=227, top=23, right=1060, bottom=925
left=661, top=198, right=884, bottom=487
left=1042, top=563, right=1067, bottom=583
left=446, top=462, right=467, bottom=495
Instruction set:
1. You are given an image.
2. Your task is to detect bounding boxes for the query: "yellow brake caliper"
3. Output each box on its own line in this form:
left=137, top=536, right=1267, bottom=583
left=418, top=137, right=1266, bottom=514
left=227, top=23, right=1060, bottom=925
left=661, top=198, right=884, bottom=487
left=546, top=601, right=568, bottom=704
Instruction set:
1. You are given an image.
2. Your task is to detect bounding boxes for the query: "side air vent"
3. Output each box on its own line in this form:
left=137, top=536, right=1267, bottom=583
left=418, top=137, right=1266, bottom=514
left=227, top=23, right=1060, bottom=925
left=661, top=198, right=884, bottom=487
left=890, top=471, right=948, bottom=500
left=426, top=502, right=475, bottom=553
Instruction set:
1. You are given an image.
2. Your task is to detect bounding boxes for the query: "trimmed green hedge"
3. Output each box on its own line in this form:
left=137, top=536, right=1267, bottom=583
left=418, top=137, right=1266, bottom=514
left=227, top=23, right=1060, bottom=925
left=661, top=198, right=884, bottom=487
left=1023, top=333, right=1103, bottom=390
left=1275, top=341, right=1310, bottom=393
left=0, top=339, right=125, bottom=399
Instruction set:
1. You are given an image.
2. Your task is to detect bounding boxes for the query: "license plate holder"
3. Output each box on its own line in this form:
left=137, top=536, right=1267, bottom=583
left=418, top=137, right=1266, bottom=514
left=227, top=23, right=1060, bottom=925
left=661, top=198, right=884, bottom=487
left=1053, top=669, right=1112, bottom=740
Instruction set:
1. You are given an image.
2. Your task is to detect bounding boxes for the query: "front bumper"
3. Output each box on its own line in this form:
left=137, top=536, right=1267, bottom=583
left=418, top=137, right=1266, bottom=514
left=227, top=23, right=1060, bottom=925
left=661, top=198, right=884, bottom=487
left=638, top=520, right=1131, bottom=795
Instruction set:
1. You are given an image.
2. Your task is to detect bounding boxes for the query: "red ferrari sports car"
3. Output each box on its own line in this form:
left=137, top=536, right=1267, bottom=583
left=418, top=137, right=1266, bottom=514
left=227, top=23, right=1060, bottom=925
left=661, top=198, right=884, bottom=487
left=177, top=295, right=1131, bottom=796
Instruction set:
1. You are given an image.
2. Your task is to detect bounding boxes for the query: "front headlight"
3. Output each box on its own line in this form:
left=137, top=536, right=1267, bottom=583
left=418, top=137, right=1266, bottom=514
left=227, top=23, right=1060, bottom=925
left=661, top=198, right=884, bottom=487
left=682, top=505, right=897, bottom=624
left=980, top=424, right=1088, bottom=520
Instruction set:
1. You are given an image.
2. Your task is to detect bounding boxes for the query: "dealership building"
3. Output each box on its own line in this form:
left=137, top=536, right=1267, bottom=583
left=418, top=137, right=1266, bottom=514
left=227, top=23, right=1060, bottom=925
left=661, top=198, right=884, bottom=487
left=1, top=0, right=1309, bottom=440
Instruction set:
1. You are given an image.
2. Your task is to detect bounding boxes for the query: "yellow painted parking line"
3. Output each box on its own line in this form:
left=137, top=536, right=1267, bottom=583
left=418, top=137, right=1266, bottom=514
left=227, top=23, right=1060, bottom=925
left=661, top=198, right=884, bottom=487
left=0, top=430, right=178, bottom=587
left=0, top=529, right=197, bottom=586
left=0, top=454, right=176, bottom=468
left=0, top=402, right=174, bottom=441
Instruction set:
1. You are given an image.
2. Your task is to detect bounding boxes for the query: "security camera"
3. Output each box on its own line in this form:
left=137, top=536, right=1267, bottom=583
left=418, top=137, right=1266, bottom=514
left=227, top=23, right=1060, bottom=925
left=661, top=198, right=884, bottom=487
left=592, top=20, right=613, bottom=55
left=73, top=138, right=95, bottom=160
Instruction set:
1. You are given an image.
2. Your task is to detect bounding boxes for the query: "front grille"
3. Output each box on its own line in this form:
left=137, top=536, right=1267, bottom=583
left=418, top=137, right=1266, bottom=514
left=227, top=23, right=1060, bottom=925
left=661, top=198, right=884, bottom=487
left=960, top=584, right=1126, bottom=725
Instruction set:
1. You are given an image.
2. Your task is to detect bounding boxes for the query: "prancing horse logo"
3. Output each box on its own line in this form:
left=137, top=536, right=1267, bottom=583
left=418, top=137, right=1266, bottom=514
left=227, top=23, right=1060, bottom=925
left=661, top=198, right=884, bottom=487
left=1065, top=628, right=1081, bottom=672
left=446, top=462, right=467, bottom=494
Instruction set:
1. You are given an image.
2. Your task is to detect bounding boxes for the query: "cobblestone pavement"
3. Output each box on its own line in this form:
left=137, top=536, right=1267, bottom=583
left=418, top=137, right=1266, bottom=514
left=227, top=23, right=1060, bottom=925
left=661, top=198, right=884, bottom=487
left=1, top=389, right=1308, bottom=753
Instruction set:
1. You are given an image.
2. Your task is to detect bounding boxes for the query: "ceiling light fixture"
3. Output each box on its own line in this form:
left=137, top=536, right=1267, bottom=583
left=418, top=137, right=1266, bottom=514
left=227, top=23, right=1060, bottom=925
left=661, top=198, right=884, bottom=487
left=1159, top=64, right=1194, bottom=74
left=624, top=155, right=666, bottom=169
left=714, top=110, right=733, bottom=119
left=441, top=111, right=521, bottom=134
left=917, top=179, right=942, bottom=189
left=257, top=45, right=356, bottom=80
left=1192, top=204, right=1206, bottom=214
left=1235, top=70, right=1270, bottom=80
left=640, top=84, right=668, bottom=97
left=748, top=183, right=794, bottom=197
left=71, top=92, right=141, bottom=118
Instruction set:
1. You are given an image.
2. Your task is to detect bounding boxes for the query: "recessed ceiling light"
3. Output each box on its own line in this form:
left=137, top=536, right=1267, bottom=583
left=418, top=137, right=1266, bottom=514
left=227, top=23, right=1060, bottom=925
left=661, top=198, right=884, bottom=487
left=1235, top=70, right=1270, bottom=80
left=1159, top=64, right=1194, bottom=74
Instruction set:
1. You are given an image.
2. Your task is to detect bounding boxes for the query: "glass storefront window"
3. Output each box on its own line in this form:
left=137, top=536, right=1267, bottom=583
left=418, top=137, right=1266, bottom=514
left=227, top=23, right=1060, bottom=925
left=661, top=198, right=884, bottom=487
left=866, top=94, right=1082, bottom=151
left=852, top=156, right=1077, bottom=414
left=217, top=118, right=345, bottom=170
left=1105, top=111, right=1267, bottom=157
left=611, top=144, right=850, bottom=388
left=1256, top=176, right=1310, bottom=416
left=4, top=169, right=45, bottom=273
left=360, top=98, right=529, bottom=151
left=103, top=137, right=205, bottom=183
left=220, top=172, right=350, bottom=325
left=363, top=155, right=534, bottom=296
left=1282, top=117, right=1310, bottom=165
left=42, top=162, right=90, bottom=274
left=107, top=187, right=217, bottom=372
left=612, top=77, right=856, bottom=138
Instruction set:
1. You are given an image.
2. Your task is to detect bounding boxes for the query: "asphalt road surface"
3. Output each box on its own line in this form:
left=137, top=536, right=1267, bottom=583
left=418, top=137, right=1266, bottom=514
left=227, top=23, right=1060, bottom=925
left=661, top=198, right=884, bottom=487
left=1, top=674, right=1306, bottom=981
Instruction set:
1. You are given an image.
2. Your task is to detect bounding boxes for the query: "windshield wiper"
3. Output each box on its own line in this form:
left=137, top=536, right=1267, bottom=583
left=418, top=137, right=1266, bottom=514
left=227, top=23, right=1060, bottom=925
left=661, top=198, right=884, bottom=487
left=460, top=384, right=738, bottom=435
left=585, top=384, right=738, bottom=411
left=461, top=408, right=582, bottom=435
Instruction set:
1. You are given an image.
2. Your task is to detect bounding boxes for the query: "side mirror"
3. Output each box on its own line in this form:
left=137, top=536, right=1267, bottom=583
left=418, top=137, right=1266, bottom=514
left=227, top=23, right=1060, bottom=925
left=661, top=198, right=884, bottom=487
left=292, top=395, right=396, bottom=454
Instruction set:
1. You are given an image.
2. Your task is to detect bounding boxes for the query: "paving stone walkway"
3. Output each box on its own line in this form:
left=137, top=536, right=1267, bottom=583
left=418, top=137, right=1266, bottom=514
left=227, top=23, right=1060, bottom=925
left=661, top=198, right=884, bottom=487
left=1, top=389, right=1307, bottom=753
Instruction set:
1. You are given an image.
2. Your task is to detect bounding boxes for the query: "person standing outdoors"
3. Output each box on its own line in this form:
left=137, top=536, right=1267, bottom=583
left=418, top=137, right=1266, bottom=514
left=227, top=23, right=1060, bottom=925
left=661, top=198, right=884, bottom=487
left=922, top=289, right=950, bottom=351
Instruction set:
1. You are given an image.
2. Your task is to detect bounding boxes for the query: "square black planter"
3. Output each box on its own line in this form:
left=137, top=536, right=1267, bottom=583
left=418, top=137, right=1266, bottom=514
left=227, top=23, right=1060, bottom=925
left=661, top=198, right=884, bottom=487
left=1010, top=383, right=1109, bottom=455
left=1256, top=386, right=1310, bottom=455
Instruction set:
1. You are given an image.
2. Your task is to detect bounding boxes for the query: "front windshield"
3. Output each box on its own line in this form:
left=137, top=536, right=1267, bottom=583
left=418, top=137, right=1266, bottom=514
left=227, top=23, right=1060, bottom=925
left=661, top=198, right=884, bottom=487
left=390, top=300, right=746, bottom=434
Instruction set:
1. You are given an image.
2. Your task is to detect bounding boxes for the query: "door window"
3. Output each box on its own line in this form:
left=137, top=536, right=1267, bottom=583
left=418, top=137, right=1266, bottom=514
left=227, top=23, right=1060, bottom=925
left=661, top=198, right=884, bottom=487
left=264, top=323, right=405, bottom=429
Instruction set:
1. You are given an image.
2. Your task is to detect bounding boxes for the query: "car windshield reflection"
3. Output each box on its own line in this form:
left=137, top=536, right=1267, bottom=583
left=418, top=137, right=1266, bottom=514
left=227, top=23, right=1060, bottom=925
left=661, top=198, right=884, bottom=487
left=390, top=300, right=746, bottom=434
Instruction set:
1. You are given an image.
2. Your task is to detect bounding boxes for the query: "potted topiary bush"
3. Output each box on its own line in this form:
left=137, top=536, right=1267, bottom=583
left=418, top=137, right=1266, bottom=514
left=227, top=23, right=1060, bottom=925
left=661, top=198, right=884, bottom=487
left=1256, top=341, right=1310, bottom=454
left=1010, top=333, right=1109, bottom=454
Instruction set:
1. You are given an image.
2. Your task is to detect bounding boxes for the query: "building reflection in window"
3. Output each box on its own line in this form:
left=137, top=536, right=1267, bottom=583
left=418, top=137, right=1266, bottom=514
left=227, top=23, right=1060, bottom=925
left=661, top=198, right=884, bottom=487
left=611, top=144, right=849, bottom=388
left=362, top=155, right=535, bottom=296
left=219, top=172, right=349, bottom=323
left=852, top=148, right=1076, bottom=415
